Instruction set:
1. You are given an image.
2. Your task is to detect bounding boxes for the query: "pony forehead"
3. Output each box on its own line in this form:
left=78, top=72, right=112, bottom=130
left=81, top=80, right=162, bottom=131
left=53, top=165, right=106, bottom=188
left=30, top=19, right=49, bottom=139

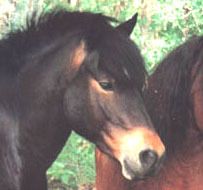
left=96, top=42, right=146, bottom=88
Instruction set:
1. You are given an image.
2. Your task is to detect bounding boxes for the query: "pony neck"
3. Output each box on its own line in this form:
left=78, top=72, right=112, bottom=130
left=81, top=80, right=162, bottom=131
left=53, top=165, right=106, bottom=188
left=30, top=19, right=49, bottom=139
left=144, top=37, right=203, bottom=155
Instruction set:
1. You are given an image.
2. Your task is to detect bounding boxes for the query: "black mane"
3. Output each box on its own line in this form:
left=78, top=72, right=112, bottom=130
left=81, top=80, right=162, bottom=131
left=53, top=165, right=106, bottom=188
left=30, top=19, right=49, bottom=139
left=145, top=35, right=203, bottom=154
left=0, top=10, right=146, bottom=89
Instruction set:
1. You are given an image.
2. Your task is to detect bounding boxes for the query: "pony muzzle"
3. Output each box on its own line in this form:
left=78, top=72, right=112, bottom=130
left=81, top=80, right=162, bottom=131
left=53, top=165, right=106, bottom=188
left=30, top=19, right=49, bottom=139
left=103, top=127, right=165, bottom=180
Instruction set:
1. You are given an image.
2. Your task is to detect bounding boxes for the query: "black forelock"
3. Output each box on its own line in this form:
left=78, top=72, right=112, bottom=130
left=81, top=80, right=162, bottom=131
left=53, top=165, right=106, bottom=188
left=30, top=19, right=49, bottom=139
left=95, top=33, right=146, bottom=91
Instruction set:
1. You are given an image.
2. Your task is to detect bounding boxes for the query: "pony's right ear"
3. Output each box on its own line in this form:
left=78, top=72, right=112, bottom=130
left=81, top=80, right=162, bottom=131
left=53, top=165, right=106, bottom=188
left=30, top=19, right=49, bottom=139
left=116, top=13, right=138, bottom=36
left=67, top=41, right=87, bottom=82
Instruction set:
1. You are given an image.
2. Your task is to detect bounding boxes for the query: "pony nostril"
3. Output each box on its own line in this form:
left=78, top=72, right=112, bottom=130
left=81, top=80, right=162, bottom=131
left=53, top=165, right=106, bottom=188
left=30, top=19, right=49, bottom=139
left=139, top=149, right=158, bottom=171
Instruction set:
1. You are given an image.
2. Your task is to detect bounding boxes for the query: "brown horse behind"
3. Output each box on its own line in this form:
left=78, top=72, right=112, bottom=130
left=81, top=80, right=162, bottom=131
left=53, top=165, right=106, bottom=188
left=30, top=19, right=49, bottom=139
left=96, top=35, right=203, bottom=190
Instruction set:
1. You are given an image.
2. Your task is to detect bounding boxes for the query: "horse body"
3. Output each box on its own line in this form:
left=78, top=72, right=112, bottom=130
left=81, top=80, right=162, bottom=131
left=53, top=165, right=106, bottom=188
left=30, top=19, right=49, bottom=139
left=0, top=11, right=165, bottom=190
left=96, top=36, right=203, bottom=190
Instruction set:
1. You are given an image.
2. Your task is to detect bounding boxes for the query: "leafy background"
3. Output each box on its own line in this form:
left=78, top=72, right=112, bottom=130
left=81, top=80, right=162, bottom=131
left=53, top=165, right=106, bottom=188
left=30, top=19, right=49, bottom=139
left=0, top=0, right=202, bottom=189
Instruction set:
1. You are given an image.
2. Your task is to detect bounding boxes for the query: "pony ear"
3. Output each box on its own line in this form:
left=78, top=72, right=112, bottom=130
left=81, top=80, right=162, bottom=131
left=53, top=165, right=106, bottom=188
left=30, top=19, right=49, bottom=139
left=67, top=41, right=87, bottom=81
left=116, top=13, right=138, bottom=36
left=84, top=51, right=99, bottom=75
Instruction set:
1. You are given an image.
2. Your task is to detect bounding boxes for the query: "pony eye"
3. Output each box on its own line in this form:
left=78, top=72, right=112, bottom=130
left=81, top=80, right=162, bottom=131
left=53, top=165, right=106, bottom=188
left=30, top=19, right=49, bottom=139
left=99, top=81, right=113, bottom=91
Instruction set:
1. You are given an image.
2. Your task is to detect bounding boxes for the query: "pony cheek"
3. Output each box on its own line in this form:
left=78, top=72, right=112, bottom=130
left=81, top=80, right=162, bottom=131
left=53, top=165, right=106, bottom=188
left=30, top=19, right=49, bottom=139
left=63, top=85, right=100, bottom=139
left=63, top=86, right=86, bottom=126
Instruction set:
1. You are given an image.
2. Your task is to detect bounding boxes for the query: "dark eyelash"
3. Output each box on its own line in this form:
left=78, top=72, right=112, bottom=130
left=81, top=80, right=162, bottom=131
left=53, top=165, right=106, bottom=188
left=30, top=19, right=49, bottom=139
left=99, top=81, right=113, bottom=91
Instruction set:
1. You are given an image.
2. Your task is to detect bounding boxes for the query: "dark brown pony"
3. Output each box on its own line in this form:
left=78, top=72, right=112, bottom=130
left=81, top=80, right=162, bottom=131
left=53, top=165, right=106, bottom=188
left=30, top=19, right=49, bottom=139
left=96, top=35, right=203, bottom=190
left=0, top=11, right=165, bottom=190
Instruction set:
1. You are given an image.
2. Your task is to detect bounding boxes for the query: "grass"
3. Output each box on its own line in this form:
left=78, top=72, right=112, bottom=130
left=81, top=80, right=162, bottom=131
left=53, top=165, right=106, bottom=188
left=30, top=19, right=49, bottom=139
left=47, top=132, right=95, bottom=189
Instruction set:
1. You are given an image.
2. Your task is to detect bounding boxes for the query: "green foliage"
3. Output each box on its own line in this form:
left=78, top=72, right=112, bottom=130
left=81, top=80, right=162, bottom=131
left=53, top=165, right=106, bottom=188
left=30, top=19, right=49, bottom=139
left=47, top=132, right=95, bottom=189
left=0, top=0, right=203, bottom=189
left=126, top=0, right=203, bottom=72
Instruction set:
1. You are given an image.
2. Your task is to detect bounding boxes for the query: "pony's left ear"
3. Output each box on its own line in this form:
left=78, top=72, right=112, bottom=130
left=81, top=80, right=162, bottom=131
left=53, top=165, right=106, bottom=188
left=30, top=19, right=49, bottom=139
left=116, top=13, right=138, bottom=36
left=84, top=51, right=99, bottom=75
